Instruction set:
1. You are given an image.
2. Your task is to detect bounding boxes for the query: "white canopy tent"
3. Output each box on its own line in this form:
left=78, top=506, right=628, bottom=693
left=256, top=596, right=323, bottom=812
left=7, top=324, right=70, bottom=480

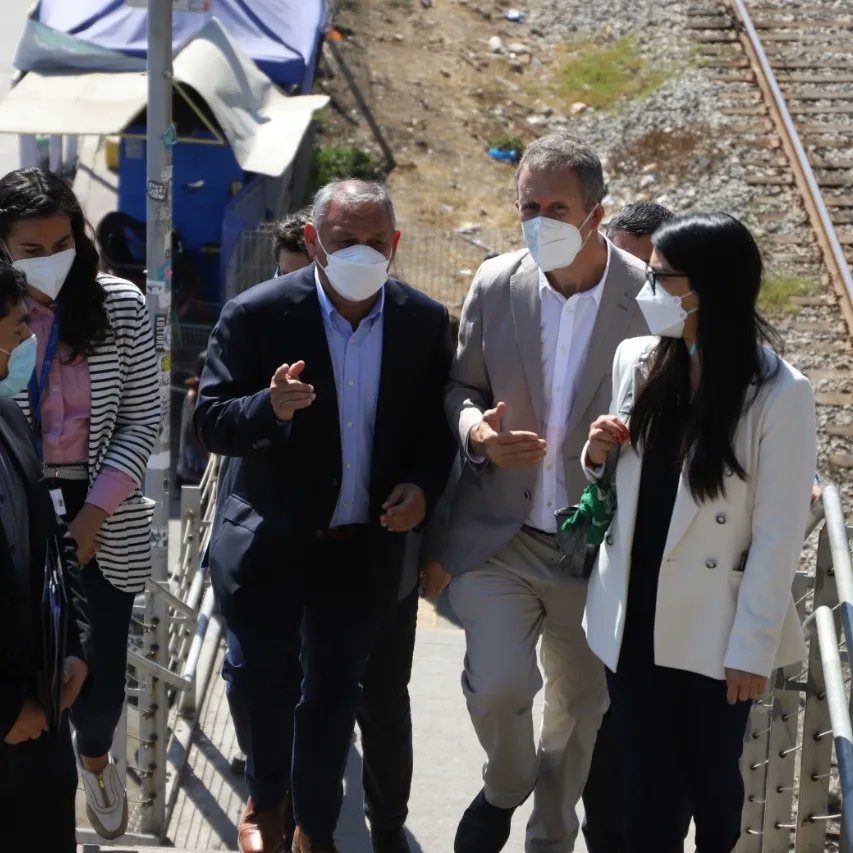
left=0, top=17, right=328, bottom=177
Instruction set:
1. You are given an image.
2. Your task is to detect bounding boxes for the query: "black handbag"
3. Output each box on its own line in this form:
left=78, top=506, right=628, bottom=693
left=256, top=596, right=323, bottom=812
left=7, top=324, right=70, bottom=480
left=38, top=536, right=69, bottom=734
left=553, top=449, right=618, bottom=580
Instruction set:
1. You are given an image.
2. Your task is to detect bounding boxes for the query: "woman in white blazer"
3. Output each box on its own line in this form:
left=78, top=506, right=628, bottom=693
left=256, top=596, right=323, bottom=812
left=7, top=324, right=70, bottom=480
left=0, top=169, right=159, bottom=840
left=582, top=212, right=816, bottom=852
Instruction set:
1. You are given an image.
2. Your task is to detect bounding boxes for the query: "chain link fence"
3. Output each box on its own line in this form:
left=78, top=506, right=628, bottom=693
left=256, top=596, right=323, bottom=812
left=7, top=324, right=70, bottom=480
left=225, top=222, right=524, bottom=313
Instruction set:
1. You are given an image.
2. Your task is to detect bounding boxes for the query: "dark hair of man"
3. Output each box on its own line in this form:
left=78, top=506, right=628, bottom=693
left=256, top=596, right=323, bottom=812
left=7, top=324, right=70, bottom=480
left=0, top=262, right=26, bottom=320
left=605, top=202, right=675, bottom=239
left=515, top=134, right=606, bottom=212
left=629, top=212, right=782, bottom=502
left=272, top=208, right=311, bottom=261
left=0, top=168, right=109, bottom=360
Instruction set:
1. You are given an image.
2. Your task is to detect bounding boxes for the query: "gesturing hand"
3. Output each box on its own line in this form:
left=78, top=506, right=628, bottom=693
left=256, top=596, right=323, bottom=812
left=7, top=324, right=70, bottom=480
left=725, top=668, right=768, bottom=704
left=586, top=415, right=629, bottom=468
left=61, top=656, right=89, bottom=711
left=270, top=361, right=315, bottom=422
left=4, top=699, right=47, bottom=745
left=380, top=483, right=426, bottom=533
left=469, top=402, right=547, bottom=467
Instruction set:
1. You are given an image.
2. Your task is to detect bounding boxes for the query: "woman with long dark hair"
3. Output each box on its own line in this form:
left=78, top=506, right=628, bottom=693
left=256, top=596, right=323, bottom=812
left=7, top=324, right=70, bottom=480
left=0, top=168, right=159, bottom=840
left=582, top=212, right=816, bottom=851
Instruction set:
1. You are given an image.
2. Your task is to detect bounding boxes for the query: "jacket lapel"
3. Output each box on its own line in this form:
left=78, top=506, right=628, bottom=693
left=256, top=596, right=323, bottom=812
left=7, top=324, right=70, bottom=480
left=565, top=249, right=643, bottom=439
left=0, top=405, right=41, bottom=490
left=509, top=257, right=545, bottom=424
left=372, top=280, right=408, bottom=468
left=282, top=268, right=341, bottom=468
left=662, top=471, right=701, bottom=559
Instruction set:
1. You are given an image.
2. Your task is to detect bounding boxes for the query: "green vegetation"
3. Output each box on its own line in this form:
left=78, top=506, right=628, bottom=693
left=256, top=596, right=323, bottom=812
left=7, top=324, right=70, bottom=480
left=759, top=275, right=816, bottom=313
left=310, top=145, right=382, bottom=192
left=487, top=135, right=526, bottom=156
left=548, top=36, right=671, bottom=110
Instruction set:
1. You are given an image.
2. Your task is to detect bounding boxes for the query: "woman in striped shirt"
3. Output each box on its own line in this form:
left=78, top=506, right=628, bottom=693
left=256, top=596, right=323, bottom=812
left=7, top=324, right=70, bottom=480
left=0, top=168, right=160, bottom=840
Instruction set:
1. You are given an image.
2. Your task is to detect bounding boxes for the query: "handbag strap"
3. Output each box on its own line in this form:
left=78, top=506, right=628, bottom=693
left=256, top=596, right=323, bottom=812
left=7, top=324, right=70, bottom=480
left=600, top=445, right=620, bottom=488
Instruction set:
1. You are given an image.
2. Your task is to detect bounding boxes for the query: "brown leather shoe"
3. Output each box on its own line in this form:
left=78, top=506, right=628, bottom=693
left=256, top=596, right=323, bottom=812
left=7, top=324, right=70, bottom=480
left=292, top=825, right=338, bottom=852
left=238, top=797, right=286, bottom=853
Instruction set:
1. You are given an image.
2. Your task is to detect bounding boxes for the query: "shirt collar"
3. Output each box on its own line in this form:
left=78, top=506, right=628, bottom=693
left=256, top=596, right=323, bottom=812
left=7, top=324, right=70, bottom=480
left=537, top=236, right=611, bottom=307
left=313, top=266, right=385, bottom=325
left=25, top=295, right=55, bottom=318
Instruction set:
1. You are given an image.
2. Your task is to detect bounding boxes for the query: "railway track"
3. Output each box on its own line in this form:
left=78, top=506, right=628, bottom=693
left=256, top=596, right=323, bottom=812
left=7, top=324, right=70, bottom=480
left=687, top=0, right=853, bottom=499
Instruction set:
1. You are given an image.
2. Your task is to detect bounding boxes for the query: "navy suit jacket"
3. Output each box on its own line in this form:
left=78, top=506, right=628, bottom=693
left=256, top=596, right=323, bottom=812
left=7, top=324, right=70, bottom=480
left=194, top=265, right=456, bottom=619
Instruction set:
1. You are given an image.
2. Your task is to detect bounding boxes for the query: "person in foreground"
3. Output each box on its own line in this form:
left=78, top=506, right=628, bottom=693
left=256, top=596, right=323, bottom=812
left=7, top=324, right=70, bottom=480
left=583, top=212, right=817, bottom=852
left=443, top=133, right=649, bottom=852
left=196, top=179, right=454, bottom=853
left=0, top=262, right=91, bottom=852
left=0, top=168, right=160, bottom=840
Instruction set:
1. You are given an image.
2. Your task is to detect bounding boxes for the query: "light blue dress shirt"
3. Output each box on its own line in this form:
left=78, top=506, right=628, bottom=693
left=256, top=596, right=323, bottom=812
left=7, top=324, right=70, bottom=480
left=314, top=270, right=384, bottom=527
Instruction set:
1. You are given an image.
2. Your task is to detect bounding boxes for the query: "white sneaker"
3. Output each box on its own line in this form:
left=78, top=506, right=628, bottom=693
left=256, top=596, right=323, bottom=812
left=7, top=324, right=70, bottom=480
left=79, top=760, right=129, bottom=840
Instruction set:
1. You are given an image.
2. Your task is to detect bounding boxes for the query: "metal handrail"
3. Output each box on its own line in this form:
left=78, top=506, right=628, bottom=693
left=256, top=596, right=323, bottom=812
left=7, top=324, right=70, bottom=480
left=814, top=606, right=853, bottom=843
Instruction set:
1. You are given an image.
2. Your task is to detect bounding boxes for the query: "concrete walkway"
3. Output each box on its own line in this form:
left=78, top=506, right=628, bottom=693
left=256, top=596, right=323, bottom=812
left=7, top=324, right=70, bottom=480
left=161, top=595, right=564, bottom=852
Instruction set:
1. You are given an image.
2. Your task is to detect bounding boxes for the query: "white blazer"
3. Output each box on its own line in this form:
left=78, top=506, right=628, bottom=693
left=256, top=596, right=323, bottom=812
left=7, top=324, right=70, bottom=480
left=582, top=336, right=816, bottom=680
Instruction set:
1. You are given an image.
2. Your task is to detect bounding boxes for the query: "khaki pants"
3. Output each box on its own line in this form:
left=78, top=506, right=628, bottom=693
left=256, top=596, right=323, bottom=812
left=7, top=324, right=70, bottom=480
left=450, top=528, right=608, bottom=852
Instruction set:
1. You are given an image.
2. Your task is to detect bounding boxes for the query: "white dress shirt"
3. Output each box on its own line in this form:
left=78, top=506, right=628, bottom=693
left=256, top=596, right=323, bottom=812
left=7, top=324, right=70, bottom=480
left=526, top=243, right=610, bottom=531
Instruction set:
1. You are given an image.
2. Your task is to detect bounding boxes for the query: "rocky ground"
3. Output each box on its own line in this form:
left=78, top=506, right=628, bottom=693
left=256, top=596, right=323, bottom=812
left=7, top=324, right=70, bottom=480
left=320, top=0, right=851, bottom=512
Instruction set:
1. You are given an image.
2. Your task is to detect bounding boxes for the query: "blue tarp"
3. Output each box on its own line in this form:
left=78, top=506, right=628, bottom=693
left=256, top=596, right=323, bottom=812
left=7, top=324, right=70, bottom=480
left=17, top=0, right=326, bottom=90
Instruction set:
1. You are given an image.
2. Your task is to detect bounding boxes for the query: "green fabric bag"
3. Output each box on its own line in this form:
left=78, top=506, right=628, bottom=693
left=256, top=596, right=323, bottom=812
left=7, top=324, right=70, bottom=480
left=554, top=450, right=618, bottom=579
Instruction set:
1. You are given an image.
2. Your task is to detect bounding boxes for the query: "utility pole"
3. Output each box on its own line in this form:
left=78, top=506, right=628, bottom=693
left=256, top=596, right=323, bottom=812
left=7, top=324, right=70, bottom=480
left=139, top=0, right=173, bottom=836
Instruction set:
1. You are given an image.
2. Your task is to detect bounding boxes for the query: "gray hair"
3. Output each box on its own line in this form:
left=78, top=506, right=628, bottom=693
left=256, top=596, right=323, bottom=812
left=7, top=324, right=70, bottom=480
left=311, top=179, right=396, bottom=228
left=516, top=134, right=606, bottom=211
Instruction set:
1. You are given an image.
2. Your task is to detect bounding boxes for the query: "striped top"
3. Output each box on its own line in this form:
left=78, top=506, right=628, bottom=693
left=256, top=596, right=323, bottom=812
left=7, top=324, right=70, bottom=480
left=15, top=275, right=160, bottom=592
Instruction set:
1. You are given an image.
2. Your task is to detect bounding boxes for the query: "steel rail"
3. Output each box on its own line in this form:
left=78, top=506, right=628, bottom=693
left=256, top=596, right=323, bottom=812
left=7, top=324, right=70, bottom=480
left=726, top=0, right=853, bottom=335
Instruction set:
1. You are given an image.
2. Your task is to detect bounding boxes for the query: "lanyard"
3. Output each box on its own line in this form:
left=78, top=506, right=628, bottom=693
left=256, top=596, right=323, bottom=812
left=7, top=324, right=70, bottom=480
left=27, top=315, right=60, bottom=460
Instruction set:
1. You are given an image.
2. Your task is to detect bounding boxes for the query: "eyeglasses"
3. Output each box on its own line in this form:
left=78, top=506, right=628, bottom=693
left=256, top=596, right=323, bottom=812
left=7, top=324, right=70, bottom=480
left=645, top=264, right=686, bottom=294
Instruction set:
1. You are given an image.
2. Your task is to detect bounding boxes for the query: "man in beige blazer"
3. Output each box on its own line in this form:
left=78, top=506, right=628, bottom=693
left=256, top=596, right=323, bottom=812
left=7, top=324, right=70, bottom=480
left=443, top=134, right=648, bottom=852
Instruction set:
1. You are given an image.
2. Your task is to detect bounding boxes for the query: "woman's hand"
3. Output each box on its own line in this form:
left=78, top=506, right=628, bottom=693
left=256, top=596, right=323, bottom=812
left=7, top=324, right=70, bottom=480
left=724, top=668, right=768, bottom=704
left=586, top=415, right=629, bottom=467
left=420, top=559, right=451, bottom=598
left=67, top=503, right=108, bottom=565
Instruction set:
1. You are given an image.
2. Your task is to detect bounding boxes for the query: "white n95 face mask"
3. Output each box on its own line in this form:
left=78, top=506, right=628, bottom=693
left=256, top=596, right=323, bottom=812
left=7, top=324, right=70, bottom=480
left=635, top=280, right=697, bottom=338
left=12, top=248, right=76, bottom=302
left=521, top=209, right=595, bottom=272
left=317, top=236, right=389, bottom=302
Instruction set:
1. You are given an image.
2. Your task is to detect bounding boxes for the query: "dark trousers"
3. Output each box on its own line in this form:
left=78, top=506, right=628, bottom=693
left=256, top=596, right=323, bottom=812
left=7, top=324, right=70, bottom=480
left=582, top=707, right=693, bottom=852
left=53, top=478, right=136, bottom=758
left=0, top=714, right=77, bottom=852
left=605, top=663, right=752, bottom=853
left=359, top=585, right=419, bottom=833
left=223, top=534, right=379, bottom=843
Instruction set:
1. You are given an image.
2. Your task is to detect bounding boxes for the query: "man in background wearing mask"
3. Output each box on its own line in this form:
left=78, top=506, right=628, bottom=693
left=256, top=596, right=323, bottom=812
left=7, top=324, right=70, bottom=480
left=195, top=179, right=455, bottom=853
left=443, top=134, right=648, bottom=852
left=0, top=262, right=91, bottom=850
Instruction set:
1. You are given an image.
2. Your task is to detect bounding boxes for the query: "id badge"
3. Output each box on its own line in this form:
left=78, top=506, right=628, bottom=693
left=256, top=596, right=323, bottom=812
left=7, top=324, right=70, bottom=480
left=49, top=488, right=67, bottom=518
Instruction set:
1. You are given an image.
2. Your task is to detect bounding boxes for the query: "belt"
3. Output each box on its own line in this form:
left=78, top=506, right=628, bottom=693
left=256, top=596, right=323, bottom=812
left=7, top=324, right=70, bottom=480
left=522, top=524, right=558, bottom=540
left=43, top=464, right=88, bottom=481
left=313, top=524, right=367, bottom=543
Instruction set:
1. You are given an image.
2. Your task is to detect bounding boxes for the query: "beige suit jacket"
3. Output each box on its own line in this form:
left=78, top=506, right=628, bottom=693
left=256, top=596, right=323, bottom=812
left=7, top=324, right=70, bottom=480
left=582, top=336, right=815, bottom=679
left=442, top=240, right=648, bottom=576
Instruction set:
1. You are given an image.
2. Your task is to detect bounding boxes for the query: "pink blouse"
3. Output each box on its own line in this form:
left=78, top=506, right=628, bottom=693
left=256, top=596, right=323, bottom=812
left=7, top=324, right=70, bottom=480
left=27, top=297, right=135, bottom=515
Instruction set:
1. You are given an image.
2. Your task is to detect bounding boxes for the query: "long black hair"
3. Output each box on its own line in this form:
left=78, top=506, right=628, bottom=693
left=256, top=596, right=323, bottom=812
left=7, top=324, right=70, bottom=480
left=629, top=212, right=781, bottom=501
left=0, top=168, right=110, bottom=359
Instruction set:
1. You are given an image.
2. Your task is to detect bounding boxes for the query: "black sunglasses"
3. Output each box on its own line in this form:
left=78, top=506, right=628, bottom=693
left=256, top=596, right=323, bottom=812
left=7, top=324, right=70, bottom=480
left=645, top=265, right=685, bottom=294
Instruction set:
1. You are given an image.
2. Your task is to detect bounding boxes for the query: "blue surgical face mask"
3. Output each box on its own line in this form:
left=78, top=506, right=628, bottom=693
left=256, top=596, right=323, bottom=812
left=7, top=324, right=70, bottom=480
left=0, top=334, right=37, bottom=397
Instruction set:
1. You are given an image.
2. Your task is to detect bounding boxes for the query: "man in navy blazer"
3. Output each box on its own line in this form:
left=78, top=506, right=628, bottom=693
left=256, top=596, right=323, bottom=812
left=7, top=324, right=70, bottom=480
left=195, top=180, right=455, bottom=853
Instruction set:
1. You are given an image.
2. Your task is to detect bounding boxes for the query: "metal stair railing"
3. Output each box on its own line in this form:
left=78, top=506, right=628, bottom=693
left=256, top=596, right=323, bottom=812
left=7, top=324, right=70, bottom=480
left=77, top=454, right=224, bottom=846
left=738, top=484, right=853, bottom=852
